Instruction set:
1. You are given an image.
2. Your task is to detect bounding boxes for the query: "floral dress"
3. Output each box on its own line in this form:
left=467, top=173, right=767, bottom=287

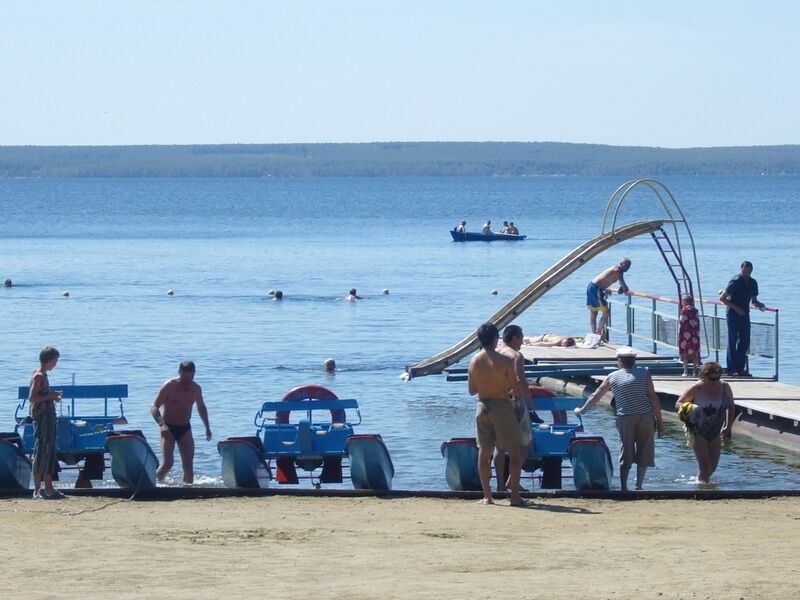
left=678, top=305, right=701, bottom=360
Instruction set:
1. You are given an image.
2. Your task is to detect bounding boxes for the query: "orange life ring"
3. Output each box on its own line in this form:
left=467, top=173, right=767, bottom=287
left=277, top=384, right=344, bottom=424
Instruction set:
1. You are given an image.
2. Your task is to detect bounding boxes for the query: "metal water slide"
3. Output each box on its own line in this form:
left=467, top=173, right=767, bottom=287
left=405, top=218, right=665, bottom=379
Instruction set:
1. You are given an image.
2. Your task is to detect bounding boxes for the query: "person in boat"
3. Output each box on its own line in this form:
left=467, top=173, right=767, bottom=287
left=499, top=221, right=510, bottom=234
left=575, top=346, right=664, bottom=491
left=719, top=261, right=765, bottom=377
left=151, top=360, right=212, bottom=484
left=587, top=258, right=631, bottom=335
left=507, top=222, right=519, bottom=235
left=468, top=323, right=527, bottom=506
left=344, top=288, right=362, bottom=301
left=675, top=362, right=735, bottom=484
left=455, top=220, right=467, bottom=233
left=496, top=325, right=533, bottom=493
left=523, top=333, right=576, bottom=347
left=481, top=220, right=492, bottom=235
left=29, top=346, right=64, bottom=500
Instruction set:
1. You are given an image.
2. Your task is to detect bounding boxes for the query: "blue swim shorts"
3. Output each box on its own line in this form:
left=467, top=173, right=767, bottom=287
left=586, top=281, right=608, bottom=311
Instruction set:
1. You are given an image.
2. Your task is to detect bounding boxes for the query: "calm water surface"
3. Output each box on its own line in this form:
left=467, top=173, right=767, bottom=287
left=1, top=176, right=798, bottom=489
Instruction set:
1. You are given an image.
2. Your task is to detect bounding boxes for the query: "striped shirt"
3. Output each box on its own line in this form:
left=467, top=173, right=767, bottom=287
left=607, top=366, right=652, bottom=415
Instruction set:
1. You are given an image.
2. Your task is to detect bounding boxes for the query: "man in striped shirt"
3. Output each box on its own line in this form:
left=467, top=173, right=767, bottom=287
left=575, top=347, right=665, bottom=491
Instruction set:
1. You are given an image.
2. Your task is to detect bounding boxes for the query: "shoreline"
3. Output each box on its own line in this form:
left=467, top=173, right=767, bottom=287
left=1, top=495, right=796, bottom=599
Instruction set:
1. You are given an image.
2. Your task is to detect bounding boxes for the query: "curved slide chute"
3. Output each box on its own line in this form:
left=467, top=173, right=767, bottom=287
left=405, top=219, right=664, bottom=379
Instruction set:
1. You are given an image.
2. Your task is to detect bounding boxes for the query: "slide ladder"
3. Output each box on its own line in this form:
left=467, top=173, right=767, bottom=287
left=405, top=219, right=664, bottom=379
left=651, top=228, right=693, bottom=300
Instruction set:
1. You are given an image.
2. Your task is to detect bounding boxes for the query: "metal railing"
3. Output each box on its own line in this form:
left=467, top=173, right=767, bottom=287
left=607, top=290, right=779, bottom=380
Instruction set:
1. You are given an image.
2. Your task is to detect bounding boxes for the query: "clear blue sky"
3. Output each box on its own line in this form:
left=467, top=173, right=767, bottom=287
left=2, top=1, right=798, bottom=147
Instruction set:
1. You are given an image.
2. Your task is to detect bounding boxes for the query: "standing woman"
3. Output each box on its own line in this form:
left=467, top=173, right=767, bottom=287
left=675, top=362, right=735, bottom=483
left=28, top=346, right=64, bottom=499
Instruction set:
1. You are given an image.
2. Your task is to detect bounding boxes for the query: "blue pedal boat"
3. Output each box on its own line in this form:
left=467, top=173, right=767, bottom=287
left=218, top=384, right=394, bottom=490
left=106, top=430, right=160, bottom=490
left=11, top=384, right=128, bottom=488
left=0, top=432, right=32, bottom=491
left=441, top=388, right=609, bottom=491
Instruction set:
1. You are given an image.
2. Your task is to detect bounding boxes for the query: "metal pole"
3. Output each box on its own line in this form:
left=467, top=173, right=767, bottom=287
left=651, top=298, right=657, bottom=354
left=774, top=309, right=779, bottom=381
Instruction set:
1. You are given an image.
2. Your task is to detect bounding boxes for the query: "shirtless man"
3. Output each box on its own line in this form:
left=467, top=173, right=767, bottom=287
left=587, top=258, right=631, bottom=335
left=495, top=324, right=533, bottom=493
left=468, top=323, right=526, bottom=506
left=150, top=360, right=212, bottom=483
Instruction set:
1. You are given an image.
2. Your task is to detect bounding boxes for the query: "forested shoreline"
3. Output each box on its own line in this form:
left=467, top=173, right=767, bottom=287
left=1, top=142, right=799, bottom=177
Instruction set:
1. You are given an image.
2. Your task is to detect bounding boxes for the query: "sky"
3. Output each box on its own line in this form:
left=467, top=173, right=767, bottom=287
left=2, top=1, right=799, bottom=148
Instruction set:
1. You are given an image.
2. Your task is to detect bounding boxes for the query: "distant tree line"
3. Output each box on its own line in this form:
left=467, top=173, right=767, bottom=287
left=1, top=142, right=799, bottom=177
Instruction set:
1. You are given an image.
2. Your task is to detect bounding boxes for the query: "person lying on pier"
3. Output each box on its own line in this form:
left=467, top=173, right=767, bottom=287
left=586, top=258, right=632, bottom=335
left=523, top=333, right=576, bottom=347
left=675, top=362, right=735, bottom=484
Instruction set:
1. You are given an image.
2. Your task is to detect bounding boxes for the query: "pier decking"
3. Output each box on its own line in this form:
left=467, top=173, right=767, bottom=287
left=518, top=343, right=800, bottom=452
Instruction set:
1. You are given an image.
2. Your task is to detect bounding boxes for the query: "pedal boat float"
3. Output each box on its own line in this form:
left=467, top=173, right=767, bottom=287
left=105, top=430, right=160, bottom=490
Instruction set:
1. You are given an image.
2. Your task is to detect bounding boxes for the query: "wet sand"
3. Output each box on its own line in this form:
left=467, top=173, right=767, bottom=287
left=0, top=495, right=797, bottom=599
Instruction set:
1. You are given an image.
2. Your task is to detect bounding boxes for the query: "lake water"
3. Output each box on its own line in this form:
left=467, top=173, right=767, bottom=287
left=1, top=175, right=798, bottom=490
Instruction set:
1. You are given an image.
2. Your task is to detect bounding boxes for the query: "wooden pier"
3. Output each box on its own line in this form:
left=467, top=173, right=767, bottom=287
left=516, top=342, right=800, bottom=452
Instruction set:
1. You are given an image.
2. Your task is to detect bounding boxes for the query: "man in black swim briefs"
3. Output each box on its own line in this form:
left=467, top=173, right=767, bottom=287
left=151, top=360, right=212, bottom=483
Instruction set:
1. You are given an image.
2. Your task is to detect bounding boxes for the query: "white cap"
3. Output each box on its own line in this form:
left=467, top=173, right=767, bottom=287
left=616, top=346, right=638, bottom=358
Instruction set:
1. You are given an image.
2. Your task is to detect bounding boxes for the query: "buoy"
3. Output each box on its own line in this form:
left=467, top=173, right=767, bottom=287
left=491, top=289, right=498, bottom=295
left=62, top=291, right=70, bottom=297
left=323, top=358, right=336, bottom=372
left=268, top=289, right=275, bottom=296
left=167, top=289, right=175, bottom=296
left=382, top=289, right=389, bottom=295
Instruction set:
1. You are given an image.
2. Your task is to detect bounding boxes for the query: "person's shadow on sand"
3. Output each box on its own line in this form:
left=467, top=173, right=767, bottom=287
left=507, top=502, right=598, bottom=514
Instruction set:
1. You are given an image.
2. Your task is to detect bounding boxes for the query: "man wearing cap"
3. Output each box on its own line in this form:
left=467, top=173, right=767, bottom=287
left=719, top=261, right=766, bottom=376
left=587, top=258, right=632, bottom=335
left=575, top=347, right=664, bottom=491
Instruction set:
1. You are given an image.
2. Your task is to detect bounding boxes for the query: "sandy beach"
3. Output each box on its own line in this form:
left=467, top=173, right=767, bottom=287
left=0, top=495, right=797, bottom=599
